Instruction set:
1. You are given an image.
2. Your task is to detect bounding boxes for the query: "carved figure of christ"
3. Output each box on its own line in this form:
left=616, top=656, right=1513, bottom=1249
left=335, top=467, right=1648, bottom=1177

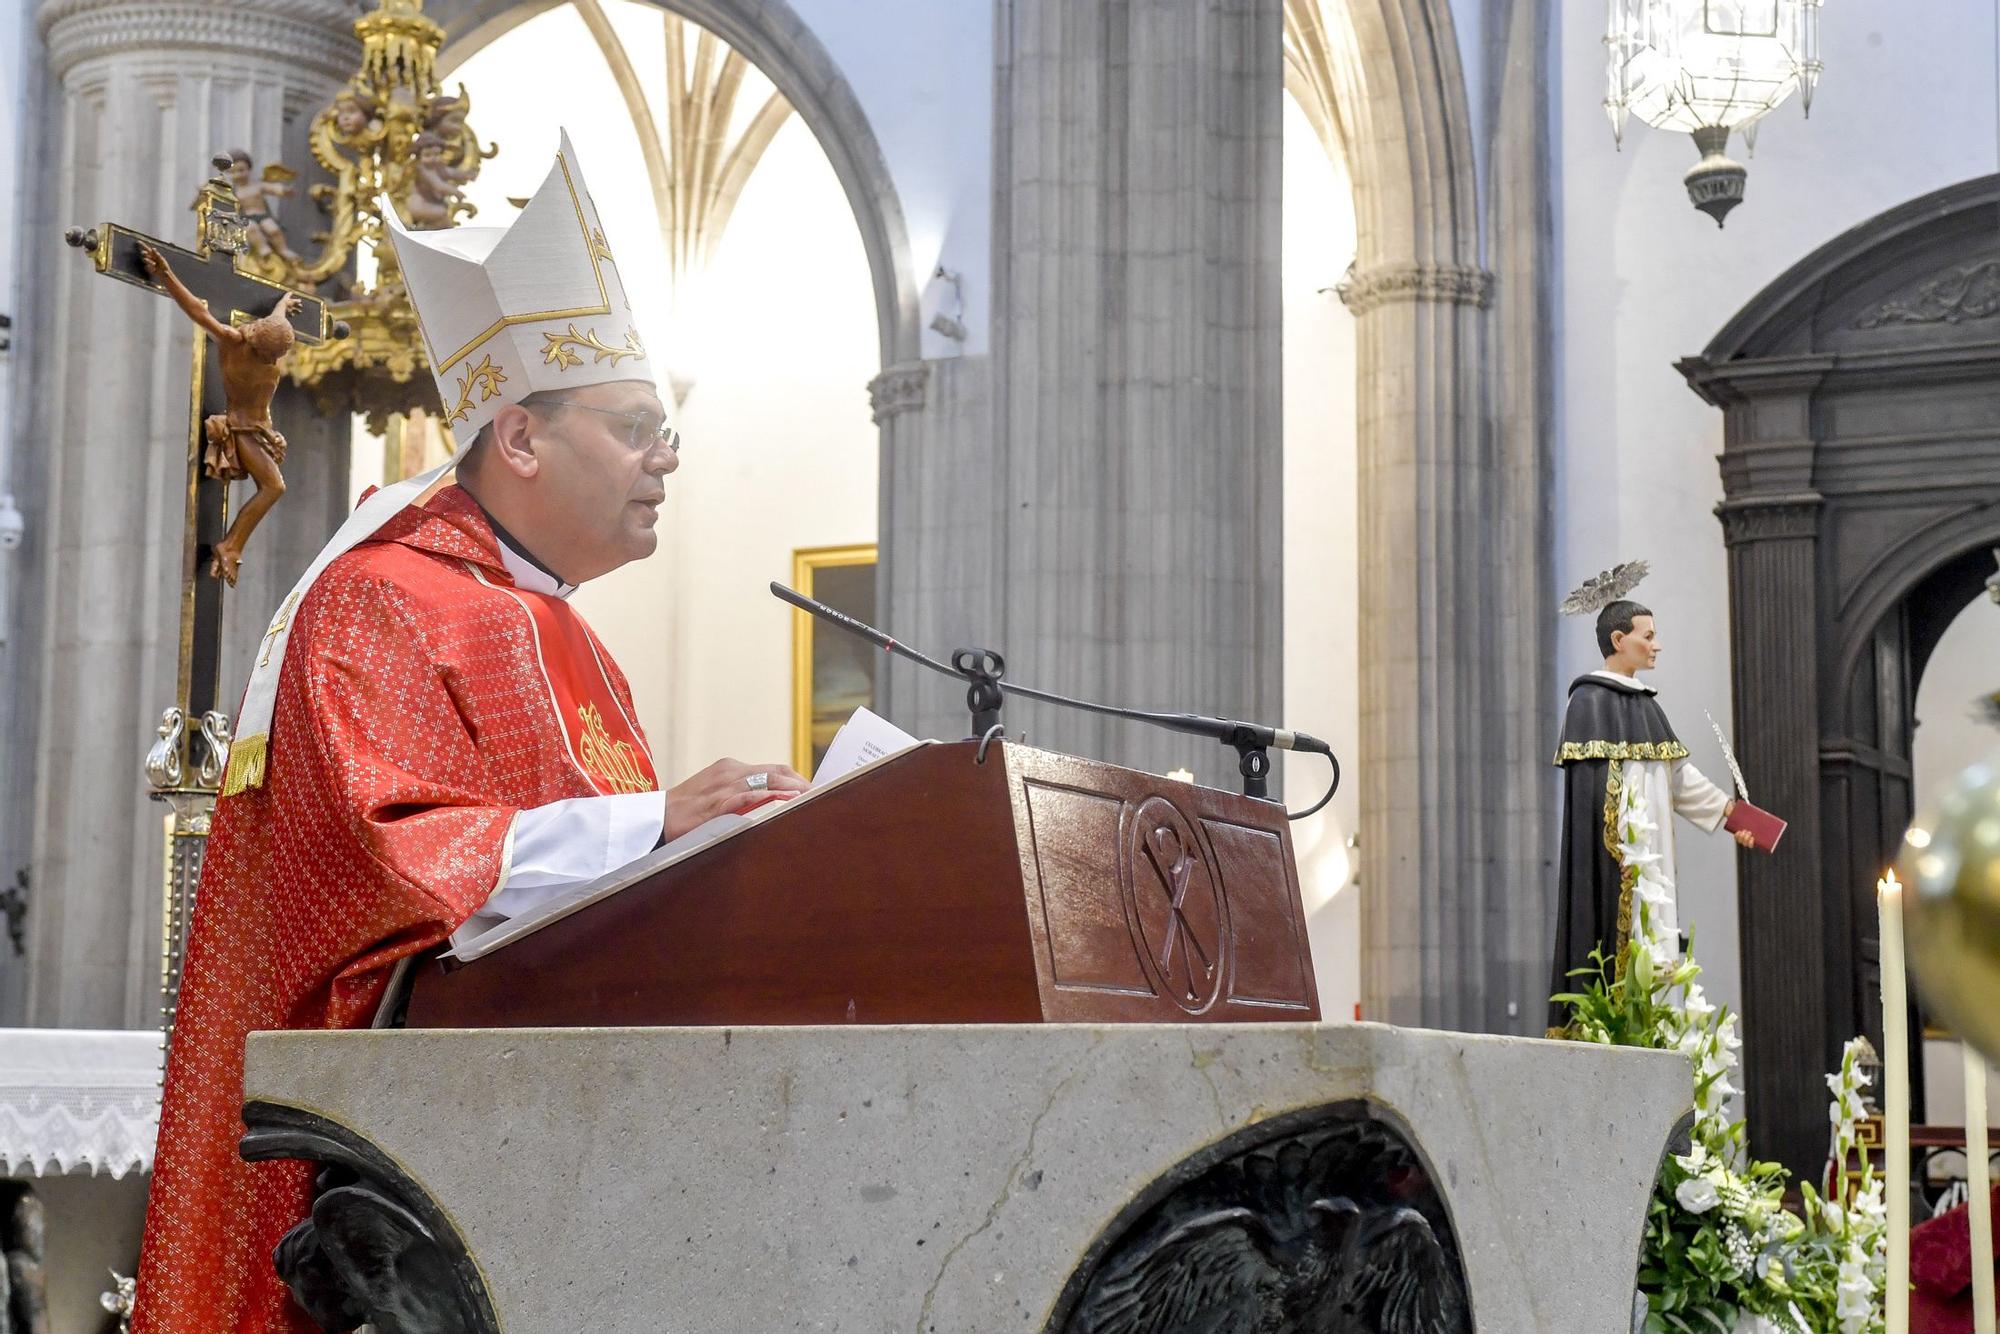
left=139, top=242, right=302, bottom=586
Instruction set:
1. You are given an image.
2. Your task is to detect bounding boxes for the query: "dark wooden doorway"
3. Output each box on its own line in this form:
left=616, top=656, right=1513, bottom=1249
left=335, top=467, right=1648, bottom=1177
left=1680, top=175, right=2000, bottom=1177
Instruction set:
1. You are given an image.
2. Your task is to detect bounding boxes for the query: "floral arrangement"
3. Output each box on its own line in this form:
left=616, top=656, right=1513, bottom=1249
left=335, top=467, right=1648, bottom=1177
left=1787, top=1043, right=1890, bottom=1334
left=1556, top=774, right=1888, bottom=1333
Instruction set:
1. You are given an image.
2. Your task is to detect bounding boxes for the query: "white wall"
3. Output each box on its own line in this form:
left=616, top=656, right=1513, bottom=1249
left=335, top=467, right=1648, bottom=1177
left=1554, top=2, right=2000, bottom=1018
left=448, top=3, right=880, bottom=786
left=784, top=0, right=993, bottom=358
left=1913, top=597, right=2000, bottom=810
left=1281, top=97, right=1362, bottom=1022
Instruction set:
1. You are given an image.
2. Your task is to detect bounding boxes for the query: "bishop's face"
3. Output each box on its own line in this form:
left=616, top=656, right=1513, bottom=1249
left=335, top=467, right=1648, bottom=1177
left=530, top=379, right=677, bottom=580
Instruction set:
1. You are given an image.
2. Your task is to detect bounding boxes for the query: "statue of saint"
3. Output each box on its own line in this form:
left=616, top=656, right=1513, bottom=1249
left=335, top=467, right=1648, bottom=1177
left=1548, top=563, right=1756, bottom=1032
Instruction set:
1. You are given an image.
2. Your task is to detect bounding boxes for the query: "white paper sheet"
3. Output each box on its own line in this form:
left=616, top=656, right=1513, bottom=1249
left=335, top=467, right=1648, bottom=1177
left=812, top=706, right=919, bottom=784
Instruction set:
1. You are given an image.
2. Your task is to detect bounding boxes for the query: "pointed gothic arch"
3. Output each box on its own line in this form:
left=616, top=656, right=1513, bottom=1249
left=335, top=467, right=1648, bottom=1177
left=1291, top=0, right=1551, bottom=1033
left=430, top=0, right=921, bottom=371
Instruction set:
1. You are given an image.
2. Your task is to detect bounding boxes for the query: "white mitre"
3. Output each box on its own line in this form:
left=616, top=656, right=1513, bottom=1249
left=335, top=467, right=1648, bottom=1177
left=388, top=128, right=653, bottom=439
left=221, top=130, right=654, bottom=796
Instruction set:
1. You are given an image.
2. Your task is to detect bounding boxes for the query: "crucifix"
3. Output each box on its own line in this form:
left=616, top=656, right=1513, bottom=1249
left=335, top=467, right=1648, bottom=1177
left=63, top=152, right=345, bottom=1040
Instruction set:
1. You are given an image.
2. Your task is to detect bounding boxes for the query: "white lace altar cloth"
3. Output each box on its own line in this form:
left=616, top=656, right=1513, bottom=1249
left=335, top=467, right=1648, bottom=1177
left=0, top=1029, right=162, bottom=1178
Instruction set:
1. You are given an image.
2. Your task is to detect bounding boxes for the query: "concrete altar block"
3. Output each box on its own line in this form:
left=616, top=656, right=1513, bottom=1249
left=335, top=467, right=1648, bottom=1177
left=243, top=1023, right=1689, bottom=1332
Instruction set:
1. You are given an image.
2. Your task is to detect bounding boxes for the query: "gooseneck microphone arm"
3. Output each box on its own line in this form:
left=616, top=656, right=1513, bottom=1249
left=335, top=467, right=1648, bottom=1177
left=771, top=583, right=1340, bottom=820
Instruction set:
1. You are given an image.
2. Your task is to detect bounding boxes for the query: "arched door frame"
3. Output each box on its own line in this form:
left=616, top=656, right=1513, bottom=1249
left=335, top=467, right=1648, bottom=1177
left=1682, top=174, right=2000, bottom=1176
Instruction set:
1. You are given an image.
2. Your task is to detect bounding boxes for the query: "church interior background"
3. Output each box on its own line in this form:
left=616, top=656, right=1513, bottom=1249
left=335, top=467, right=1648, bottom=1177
left=2, top=0, right=1999, bottom=1329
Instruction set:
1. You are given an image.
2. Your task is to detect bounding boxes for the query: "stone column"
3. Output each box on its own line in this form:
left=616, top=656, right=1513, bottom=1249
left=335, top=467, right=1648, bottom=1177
left=21, top=0, right=355, bottom=1028
left=1344, top=268, right=1498, bottom=1033
left=979, top=0, right=1284, bottom=790
left=1336, top=0, right=1555, bottom=1038
left=1480, top=0, right=1559, bottom=1035
left=874, top=355, right=1006, bottom=746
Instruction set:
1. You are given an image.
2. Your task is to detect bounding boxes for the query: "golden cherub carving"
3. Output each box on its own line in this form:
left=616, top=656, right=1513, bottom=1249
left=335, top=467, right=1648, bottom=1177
left=225, top=150, right=302, bottom=267
left=140, top=242, right=302, bottom=586
left=405, top=129, right=479, bottom=229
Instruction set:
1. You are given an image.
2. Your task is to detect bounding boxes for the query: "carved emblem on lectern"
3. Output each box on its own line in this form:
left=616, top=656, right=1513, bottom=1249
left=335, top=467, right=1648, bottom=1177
left=1125, top=797, right=1226, bottom=1013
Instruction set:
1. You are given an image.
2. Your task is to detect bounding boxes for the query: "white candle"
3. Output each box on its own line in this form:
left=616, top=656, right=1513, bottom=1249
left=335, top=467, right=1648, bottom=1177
left=1881, top=870, right=1911, bottom=1334
left=1968, top=1045, right=1995, bottom=1334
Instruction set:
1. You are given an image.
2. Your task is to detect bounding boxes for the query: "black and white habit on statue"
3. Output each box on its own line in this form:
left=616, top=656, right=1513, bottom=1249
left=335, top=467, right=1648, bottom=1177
left=1547, top=564, right=1732, bottom=1033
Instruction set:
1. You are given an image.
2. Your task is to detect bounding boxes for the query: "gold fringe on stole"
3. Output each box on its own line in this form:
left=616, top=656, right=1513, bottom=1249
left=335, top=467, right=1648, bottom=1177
left=1552, top=738, right=1690, bottom=766
left=220, top=733, right=268, bottom=797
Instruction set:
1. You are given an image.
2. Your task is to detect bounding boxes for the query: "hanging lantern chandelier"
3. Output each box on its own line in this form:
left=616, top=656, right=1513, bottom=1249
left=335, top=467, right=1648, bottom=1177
left=1605, top=0, right=1825, bottom=227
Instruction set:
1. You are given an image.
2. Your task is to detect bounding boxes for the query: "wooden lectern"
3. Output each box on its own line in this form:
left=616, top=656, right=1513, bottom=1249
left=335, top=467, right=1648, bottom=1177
left=404, top=741, right=1319, bottom=1028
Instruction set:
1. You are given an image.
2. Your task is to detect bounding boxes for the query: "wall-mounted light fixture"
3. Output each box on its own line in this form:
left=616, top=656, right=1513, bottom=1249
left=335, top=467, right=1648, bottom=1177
left=928, top=266, right=967, bottom=343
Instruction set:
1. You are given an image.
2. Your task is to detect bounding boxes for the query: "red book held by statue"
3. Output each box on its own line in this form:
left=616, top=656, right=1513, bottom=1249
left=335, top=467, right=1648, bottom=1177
left=1725, top=799, right=1787, bottom=852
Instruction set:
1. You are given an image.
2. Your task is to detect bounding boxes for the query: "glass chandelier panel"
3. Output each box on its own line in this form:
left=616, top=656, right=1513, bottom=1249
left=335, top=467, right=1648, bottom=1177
left=1606, top=0, right=1823, bottom=146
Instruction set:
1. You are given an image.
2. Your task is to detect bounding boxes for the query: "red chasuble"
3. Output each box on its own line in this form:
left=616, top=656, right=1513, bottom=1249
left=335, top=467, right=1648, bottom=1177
left=133, top=485, right=656, bottom=1334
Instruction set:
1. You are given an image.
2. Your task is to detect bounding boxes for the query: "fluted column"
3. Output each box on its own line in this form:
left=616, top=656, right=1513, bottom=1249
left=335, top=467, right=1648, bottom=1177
left=1345, top=266, right=1495, bottom=1032
left=977, top=0, right=1283, bottom=787
left=1679, top=349, right=1832, bottom=1175
left=1717, top=493, right=1827, bottom=1175
left=21, top=0, right=355, bottom=1027
left=1332, top=0, right=1555, bottom=1038
left=873, top=356, right=1005, bottom=746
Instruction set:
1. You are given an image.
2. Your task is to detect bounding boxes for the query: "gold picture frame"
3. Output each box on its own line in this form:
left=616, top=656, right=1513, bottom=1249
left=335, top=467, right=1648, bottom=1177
left=791, top=544, right=879, bottom=775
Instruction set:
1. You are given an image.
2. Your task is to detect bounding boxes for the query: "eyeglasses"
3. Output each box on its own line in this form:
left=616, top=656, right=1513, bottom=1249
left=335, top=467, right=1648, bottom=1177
left=532, top=398, right=681, bottom=456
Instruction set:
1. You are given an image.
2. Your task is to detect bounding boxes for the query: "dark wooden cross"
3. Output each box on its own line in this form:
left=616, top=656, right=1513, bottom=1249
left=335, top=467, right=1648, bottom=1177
left=64, top=152, right=342, bottom=797
left=65, top=152, right=344, bottom=1043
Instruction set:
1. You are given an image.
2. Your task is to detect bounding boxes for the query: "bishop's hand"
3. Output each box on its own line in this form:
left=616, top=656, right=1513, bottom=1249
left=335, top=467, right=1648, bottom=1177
left=663, top=757, right=807, bottom=841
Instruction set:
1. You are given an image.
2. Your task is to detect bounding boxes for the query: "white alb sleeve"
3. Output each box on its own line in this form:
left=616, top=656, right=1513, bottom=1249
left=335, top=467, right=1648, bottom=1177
left=449, top=792, right=665, bottom=951
left=1671, top=760, right=1731, bottom=834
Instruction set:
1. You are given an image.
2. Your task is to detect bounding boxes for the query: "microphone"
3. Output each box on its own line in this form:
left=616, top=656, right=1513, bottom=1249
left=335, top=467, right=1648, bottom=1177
left=771, top=582, right=1340, bottom=817
left=1147, top=713, right=1334, bottom=758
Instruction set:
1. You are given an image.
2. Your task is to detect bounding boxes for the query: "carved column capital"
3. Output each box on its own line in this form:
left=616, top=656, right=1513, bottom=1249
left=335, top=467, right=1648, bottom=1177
left=1336, top=262, right=1494, bottom=315
left=39, top=0, right=358, bottom=82
left=1715, top=492, right=1824, bottom=546
left=866, top=361, right=929, bottom=424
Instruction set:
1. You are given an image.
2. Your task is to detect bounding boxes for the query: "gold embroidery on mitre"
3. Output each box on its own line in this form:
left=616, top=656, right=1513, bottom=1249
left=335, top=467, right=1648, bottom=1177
left=426, top=150, right=614, bottom=376
left=577, top=701, right=653, bottom=794
left=446, top=354, right=508, bottom=424
left=589, top=227, right=614, bottom=262
left=1552, top=738, right=1689, bottom=766
left=540, top=324, right=646, bottom=372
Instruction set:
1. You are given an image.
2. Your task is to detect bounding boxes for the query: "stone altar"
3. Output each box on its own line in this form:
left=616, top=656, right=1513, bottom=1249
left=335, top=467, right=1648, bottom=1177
left=243, top=1022, right=1689, bottom=1332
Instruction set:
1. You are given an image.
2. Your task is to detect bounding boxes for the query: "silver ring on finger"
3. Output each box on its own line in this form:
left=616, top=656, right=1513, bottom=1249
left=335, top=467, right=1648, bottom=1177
left=745, top=771, right=770, bottom=791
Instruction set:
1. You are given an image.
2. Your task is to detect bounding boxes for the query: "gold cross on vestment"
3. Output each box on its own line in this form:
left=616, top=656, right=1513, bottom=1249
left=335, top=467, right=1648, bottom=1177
left=259, top=591, right=303, bottom=669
